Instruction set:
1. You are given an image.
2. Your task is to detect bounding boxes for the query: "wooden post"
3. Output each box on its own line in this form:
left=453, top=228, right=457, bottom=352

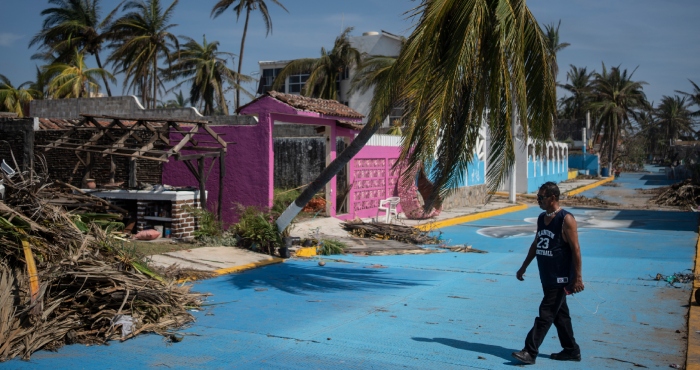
left=81, top=152, right=93, bottom=188
left=109, top=155, right=116, bottom=184
left=128, top=159, right=137, bottom=188
left=218, top=149, right=225, bottom=221
left=198, top=156, right=207, bottom=211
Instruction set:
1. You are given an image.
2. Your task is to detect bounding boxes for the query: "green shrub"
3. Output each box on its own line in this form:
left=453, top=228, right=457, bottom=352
left=233, top=206, right=281, bottom=255
left=183, top=206, right=223, bottom=238
left=319, top=239, right=347, bottom=255
left=272, top=188, right=301, bottom=216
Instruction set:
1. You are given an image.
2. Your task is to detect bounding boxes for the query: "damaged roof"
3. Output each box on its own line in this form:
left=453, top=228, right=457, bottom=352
left=239, top=91, right=364, bottom=120
left=37, top=118, right=157, bottom=130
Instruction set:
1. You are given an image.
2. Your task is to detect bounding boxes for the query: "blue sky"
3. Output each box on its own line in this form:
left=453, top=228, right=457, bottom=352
left=1, top=0, right=699, bottom=108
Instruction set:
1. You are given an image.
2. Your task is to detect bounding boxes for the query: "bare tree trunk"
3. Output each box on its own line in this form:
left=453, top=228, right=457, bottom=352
left=94, top=53, right=112, bottom=97
left=152, top=55, right=158, bottom=109
left=235, top=8, right=251, bottom=111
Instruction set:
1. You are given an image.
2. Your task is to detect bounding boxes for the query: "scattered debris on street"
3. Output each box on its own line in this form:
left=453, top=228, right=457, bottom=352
left=341, top=220, right=440, bottom=245
left=560, top=195, right=619, bottom=207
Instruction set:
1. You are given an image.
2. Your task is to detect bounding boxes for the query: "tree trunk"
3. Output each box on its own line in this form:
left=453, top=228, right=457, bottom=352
left=275, top=122, right=381, bottom=232
left=94, top=53, right=112, bottom=97
left=152, top=55, right=158, bottom=109
left=235, top=8, right=250, bottom=111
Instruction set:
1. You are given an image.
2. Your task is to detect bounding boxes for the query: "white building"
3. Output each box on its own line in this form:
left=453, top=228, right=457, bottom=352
left=256, top=30, right=404, bottom=127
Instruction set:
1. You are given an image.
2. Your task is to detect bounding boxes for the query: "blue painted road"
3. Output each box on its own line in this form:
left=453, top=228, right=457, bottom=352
left=3, top=174, right=697, bottom=369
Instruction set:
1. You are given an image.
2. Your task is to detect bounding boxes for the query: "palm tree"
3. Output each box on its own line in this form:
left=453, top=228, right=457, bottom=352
left=0, top=75, right=40, bottom=117
left=211, top=0, right=288, bottom=110
left=558, top=65, right=593, bottom=120
left=589, top=63, right=648, bottom=168
left=108, top=0, right=179, bottom=108
left=632, top=107, right=663, bottom=160
left=348, top=54, right=396, bottom=97
left=166, top=35, right=252, bottom=115
left=676, top=79, right=700, bottom=117
left=30, top=0, right=123, bottom=97
left=159, top=89, right=187, bottom=107
left=276, top=0, right=557, bottom=231
left=543, top=20, right=570, bottom=79
left=272, top=27, right=361, bottom=100
left=29, top=66, right=52, bottom=99
left=655, top=95, right=695, bottom=146
left=47, top=49, right=116, bottom=98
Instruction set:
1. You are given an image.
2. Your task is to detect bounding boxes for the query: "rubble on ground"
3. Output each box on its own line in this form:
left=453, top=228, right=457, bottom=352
left=0, top=162, right=203, bottom=361
left=341, top=220, right=440, bottom=245
left=560, top=195, right=619, bottom=207
left=650, top=179, right=700, bottom=210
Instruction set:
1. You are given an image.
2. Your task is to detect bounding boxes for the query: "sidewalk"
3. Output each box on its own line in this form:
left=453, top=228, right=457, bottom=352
left=292, top=176, right=614, bottom=252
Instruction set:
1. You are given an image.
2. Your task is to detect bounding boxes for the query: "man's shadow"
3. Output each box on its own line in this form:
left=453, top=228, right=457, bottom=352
left=412, top=337, right=534, bottom=365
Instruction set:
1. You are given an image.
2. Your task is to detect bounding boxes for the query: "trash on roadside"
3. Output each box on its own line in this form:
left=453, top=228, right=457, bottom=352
left=111, top=315, right=135, bottom=338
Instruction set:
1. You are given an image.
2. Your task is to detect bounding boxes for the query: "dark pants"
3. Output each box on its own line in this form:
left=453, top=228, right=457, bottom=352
left=524, top=286, right=580, bottom=356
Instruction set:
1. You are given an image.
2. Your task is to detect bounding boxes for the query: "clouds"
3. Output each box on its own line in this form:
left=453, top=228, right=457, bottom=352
left=0, top=33, right=22, bottom=47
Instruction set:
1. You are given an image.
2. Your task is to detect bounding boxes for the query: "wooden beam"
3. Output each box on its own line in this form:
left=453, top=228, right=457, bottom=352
left=218, top=149, right=225, bottom=221
left=175, top=152, right=221, bottom=161
left=198, top=156, right=207, bottom=210
left=169, top=125, right=199, bottom=154
left=200, top=123, right=227, bottom=148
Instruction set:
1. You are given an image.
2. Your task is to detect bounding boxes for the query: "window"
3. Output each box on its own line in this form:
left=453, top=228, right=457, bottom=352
left=258, top=68, right=283, bottom=94
left=287, top=73, right=309, bottom=94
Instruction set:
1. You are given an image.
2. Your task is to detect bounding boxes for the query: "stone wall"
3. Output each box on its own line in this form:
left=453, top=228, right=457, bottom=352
left=441, top=184, right=488, bottom=210
left=0, top=118, right=36, bottom=171
left=34, top=130, right=162, bottom=186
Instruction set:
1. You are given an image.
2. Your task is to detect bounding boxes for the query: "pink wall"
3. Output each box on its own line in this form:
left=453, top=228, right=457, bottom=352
left=162, top=122, right=271, bottom=226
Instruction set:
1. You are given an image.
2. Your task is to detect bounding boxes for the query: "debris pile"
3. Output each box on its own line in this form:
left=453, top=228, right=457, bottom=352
left=341, top=220, right=440, bottom=245
left=561, top=195, right=618, bottom=207
left=650, top=179, right=700, bottom=210
left=0, top=161, right=202, bottom=361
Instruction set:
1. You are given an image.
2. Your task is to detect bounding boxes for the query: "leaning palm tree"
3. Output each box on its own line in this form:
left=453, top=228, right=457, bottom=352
left=108, top=0, right=179, bottom=108
left=46, top=49, right=116, bottom=98
left=30, top=0, right=123, bottom=96
left=0, top=75, right=41, bottom=117
left=276, top=0, right=557, bottom=231
left=211, top=0, right=288, bottom=110
left=166, top=35, right=252, bottom=115
left=29, top=66, right=53, bottom=99
left=558, top=65, right=593, bottom=120
left=272, top=27, right=361, bottom=100
left=589, top=63, right=648, bottom=168
left=543, top=20, right=570, bottom=79
left=655, top=95, right=695, bottom=145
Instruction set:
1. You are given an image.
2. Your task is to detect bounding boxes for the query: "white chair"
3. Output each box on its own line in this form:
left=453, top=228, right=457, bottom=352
left=377, top=197, right=400, bottom=223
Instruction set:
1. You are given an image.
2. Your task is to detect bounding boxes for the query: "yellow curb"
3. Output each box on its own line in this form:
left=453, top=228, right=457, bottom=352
left=416, top=203, right=528, bottom=231
left=687, top=230, right=700, bottom=370
left=176, top=257, right=284, bottom=284
left=565, top=176, right=615, bottom=196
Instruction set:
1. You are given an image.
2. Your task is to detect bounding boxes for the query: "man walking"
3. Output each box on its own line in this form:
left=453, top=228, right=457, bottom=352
left=511, top=182, right=584, bottom=365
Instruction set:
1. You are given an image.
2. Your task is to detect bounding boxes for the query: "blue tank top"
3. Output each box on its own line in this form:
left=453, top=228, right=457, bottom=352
left=535, top=209, right=574, bottom=288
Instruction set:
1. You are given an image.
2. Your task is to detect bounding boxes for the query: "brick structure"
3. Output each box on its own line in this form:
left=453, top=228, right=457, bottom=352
left=89, top=189, right=203, bottom=240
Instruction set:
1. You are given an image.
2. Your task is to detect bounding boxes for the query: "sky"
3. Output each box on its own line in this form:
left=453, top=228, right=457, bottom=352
left=0, top=0, right=699, bottom=108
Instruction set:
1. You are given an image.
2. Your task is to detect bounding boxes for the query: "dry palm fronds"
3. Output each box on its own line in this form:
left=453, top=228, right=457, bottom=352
left=341, top=220, right=440, bottom=245
left=651, top=180, right=700, bottom=210
left=0, top=161, right=203, bottom=361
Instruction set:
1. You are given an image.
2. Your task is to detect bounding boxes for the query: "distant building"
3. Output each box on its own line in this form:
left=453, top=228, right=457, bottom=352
left=257, top=30, right=404, bottom=127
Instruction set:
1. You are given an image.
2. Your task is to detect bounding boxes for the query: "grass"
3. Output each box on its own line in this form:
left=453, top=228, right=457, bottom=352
left=129, top=239, right=203, bottom=257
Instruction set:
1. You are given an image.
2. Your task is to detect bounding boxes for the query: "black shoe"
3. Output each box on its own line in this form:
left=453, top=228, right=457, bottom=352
left=550, top=350, right=581, bottom=361
left=512, top=350, right=536, bottom=364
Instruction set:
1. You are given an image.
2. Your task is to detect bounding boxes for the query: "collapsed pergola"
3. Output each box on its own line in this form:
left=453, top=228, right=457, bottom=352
left=39, top=114, right=228, bottom=219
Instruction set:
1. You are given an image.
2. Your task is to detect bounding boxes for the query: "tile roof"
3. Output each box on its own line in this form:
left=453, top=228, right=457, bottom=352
left=241, top=91, right=364, bottom=119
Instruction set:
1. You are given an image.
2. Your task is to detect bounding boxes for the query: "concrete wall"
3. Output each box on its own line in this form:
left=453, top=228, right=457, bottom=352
left=568, top=153, right=600, bottom=176
left=30, top=96, right=255, bottom=126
